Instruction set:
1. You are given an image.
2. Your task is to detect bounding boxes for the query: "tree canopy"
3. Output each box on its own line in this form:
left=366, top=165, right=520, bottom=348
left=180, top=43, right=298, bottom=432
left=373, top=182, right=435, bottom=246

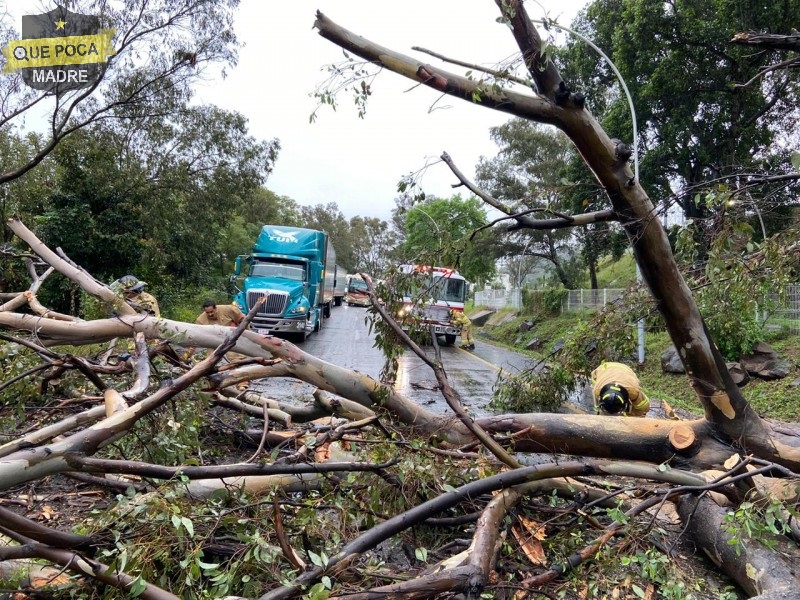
left=401, top=194, right=498, bottom=284
left=0, top=0, right=242, bottom=185
left=476, top=119, right=597, bottom=288
left=562, top=0, right=800, bottom=226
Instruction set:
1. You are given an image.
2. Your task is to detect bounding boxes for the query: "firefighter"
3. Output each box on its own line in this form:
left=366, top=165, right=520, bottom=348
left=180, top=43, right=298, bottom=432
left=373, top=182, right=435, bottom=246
left=114, top=275, right=160, bottom=317
left=450, top=309, right=475, bottom=350
left=590, top=361, right=650, bottom=417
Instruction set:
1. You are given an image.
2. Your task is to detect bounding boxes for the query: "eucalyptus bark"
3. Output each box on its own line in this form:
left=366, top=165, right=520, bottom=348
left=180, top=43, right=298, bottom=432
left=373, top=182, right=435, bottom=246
left=677, top=494, right=800, bottom=598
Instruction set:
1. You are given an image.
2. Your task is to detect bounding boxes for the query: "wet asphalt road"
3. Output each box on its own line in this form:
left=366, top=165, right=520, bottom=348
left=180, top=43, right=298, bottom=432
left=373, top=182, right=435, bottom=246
left=255, top=304, right=549, bottom=417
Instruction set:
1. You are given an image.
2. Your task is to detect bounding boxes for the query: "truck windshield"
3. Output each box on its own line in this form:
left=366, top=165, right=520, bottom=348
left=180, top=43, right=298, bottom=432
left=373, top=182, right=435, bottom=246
left=433, top=277, right=466, bottom=303
left=348, top=278, right=368, bottom=292
left=251, top=262, right=305, bottom=281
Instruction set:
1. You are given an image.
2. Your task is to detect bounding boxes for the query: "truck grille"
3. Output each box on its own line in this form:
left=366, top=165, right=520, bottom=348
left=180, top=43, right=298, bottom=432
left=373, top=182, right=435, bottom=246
left=424, top=306, right=450, bottom=322
left=248, top=291, right=288, bottom=316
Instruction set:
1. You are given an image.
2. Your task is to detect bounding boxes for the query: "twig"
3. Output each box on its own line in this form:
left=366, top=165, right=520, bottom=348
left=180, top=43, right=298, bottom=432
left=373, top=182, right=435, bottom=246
left=412, top=45, right=532, bottom=87
left=244, top=400, right=271, bottom=463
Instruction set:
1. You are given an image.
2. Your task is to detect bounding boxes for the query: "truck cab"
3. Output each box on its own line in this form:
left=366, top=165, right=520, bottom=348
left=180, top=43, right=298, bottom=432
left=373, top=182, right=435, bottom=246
left=232, top=226, right=335, bottom=342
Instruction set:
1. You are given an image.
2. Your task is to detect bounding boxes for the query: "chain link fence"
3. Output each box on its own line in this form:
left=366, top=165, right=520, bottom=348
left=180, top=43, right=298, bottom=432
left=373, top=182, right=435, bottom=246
left=474, top=288, right=522, bottom=310
left=561, top=289, right=625, bottom=313
left=768, top=284, right=800, bottom=335
left=475, top=285, right=800, bottom=335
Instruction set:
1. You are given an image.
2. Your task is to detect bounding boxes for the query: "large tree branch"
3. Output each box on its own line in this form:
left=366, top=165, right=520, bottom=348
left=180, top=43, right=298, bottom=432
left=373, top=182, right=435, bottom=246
left=313, top=12, right=560, bottom=125
left=4, top=219, right=800, bottom=472
left=731, top=31, right=800, bottom=52
left=259, top=460, right=709, bottom=599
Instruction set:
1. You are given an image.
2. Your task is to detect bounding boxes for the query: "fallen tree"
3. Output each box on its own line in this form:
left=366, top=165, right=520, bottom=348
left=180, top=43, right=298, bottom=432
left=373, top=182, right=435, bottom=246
left=1, top=212, right=798, bottom=599
left=0, top=3, right=799, bottom=599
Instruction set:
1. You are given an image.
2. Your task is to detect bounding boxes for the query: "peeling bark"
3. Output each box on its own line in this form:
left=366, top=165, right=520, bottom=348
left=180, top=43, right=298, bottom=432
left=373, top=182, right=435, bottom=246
left=677, top=494, right=800, bottom=597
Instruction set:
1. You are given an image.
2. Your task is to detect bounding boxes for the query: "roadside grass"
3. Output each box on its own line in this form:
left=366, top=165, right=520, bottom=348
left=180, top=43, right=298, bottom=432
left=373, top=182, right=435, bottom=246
left=471, top=307, right=800, bottom=422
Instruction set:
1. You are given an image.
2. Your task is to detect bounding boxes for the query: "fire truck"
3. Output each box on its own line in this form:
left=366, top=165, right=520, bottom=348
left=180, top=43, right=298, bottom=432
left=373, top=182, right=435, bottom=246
left=396, top=264, right=468, bottom=345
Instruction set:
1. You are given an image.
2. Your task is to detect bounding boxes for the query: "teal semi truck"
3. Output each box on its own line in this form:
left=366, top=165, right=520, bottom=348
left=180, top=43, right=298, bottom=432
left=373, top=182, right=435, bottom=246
left=232, top=225, right=336, bottom=342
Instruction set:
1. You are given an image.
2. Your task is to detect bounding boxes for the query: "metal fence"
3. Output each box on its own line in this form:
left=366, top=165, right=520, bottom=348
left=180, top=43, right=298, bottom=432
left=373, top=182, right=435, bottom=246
left=768, top=284, right=800, bottom=335
left=474, top=288, right=522, bottom=310
left=561, top=289, right=624, bottom=313
left=474, top=285, right=800, bottom=335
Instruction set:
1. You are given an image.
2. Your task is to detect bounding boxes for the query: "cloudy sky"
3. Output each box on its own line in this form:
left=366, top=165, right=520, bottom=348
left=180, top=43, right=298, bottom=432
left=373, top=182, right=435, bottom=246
left=196, top=1, right=591, bottom=221
left=5, top=0, right=590, bottom=221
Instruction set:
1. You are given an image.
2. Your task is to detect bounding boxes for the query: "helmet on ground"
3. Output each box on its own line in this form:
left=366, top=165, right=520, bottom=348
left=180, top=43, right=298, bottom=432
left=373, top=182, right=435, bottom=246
left=598, top=383, right=630, bottom=414
left=117, top=275, right=146, bottom=292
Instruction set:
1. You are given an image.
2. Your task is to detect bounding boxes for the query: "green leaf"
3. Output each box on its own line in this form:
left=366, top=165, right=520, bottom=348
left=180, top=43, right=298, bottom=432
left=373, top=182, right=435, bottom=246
left=442, top=484, right=458, bottom=493
left=130, top=576, right=147, bottom=597
left=307, top=582, right=330, bottom=600
left=414, top=547, right=428, bottom=562
left=308, top=550, right=325, bottom=567
left=181, top=516, right=194, bottom=538
left=632, top=584, right=645, bottom=598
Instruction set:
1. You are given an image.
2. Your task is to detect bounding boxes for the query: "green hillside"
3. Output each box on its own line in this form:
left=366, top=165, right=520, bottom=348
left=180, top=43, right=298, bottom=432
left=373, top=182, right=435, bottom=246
left=473, top=254, right=800, bottom=422
left=595, top=252, right=637, bottom=288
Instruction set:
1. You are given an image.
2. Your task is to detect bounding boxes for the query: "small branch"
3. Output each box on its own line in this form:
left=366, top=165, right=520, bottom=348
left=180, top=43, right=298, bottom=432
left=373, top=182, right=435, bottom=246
left=0, top=528, right=177, bottom=600
left=412, top=46, right=532, bottom=87
left=0, top=505, right=95, bottom=550
left=122, top=332, right=151, bottom=399
left=244, top=400, right=271, bottom=463
left=63, top=455, right=399, bottom=480
left=440, top=152, right=616, bottom=231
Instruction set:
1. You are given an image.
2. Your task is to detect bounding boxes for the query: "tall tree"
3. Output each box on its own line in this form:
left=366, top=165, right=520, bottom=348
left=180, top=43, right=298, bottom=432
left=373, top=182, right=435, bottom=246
left=562, top=0, right=800, bottom=228
left=0, top=131, right=56, bottom=245
left=35, top=104, right=278, bottom=299
left=0, top=0, right=241, bottom=186
left=476, top=119, right=589, bottom=288
left=401, top=194, right=497, bottom=284
left=347, top=215, right=399, bottom=275
left=299, top=201, right=352, bottom=267
left=240, top=188, right=301, bottom=235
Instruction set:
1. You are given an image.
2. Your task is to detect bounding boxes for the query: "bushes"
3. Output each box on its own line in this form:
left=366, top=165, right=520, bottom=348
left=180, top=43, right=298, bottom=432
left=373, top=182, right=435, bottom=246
left=521, top=288, right=567, bottom=316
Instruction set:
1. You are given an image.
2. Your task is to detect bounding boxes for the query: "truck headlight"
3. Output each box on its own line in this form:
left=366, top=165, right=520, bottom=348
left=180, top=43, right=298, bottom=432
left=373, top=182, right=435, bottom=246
left=288, top=305, right=307, bottom=315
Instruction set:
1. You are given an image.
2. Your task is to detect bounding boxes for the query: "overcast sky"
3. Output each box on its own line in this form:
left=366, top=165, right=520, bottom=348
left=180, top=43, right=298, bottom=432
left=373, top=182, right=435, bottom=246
left=194, top=1, right=590, bottom=221
left=5, top=0, right=590, bottom=221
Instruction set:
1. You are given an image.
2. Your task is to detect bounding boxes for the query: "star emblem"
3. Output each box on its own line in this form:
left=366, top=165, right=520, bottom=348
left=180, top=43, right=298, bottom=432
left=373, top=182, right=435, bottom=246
left=54, top=18, right=67, bottom=30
